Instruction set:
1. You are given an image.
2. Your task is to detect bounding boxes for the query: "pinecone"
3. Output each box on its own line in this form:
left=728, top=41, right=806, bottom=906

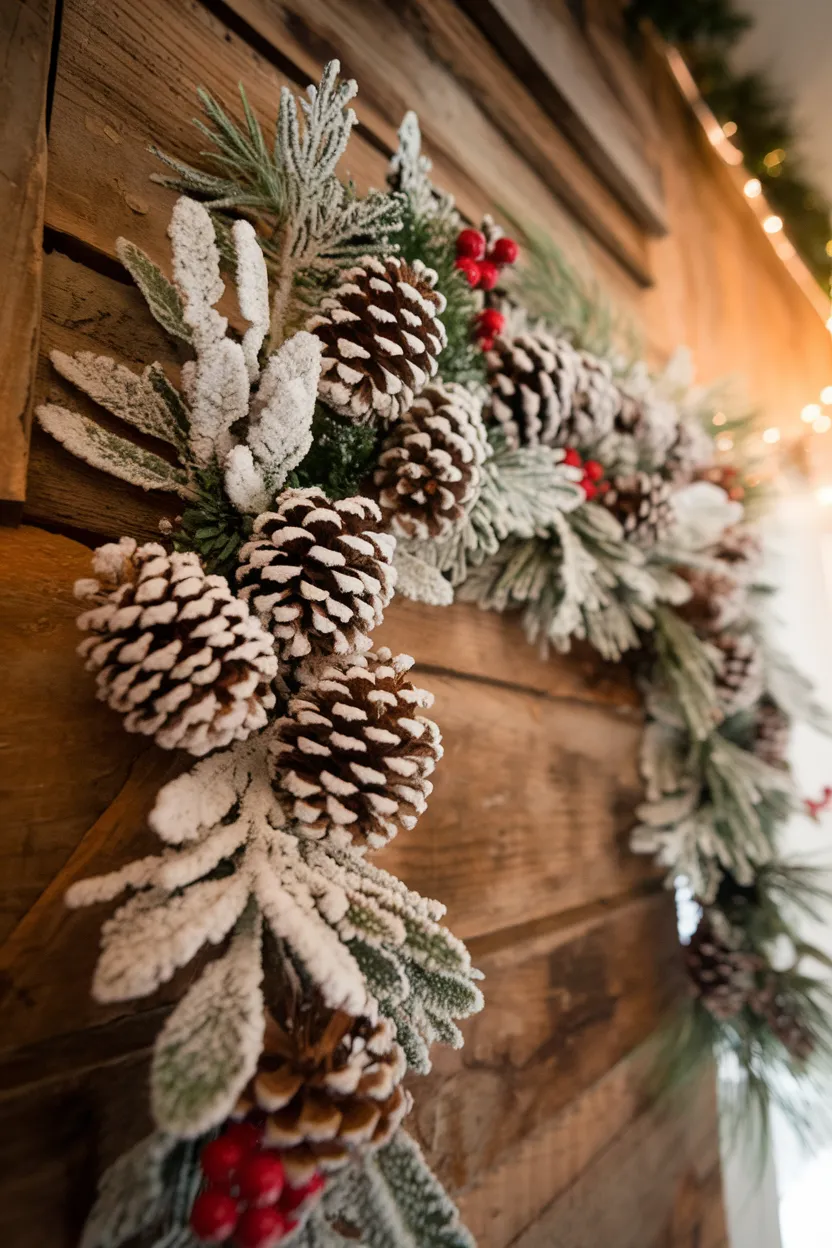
left=271, top=647, right=442, bottom=850
left=74, top=539, right=277, bottom=757
left=565, top=351, right=622, bottom=448
left=713, top=631, right=764, bottom=715
left=236, top=488, right=396, bottom=663
left=235, top=1004, right=410, bottom=1186
left=485, top=330, right=582, bottom=448
left=753, top=697, right=790, bottom=768
left=685, top=916, right=762, bottom=1020
left=675, top=565, right=744, bottom=635
left=713, top=525, right=763, bottom=579
left=308, top=256, right=447, bottom=425
left=750, top=978, right=815, bottom=1061
left=373, top=382, right=488, bottom=541
left=603, top=471, right=674, bottom=546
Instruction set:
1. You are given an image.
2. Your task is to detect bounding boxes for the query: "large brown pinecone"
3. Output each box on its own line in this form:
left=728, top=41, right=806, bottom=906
left=235, top=1005, right=410, bottom=1185
left=373, top=382, right=488, bottom=541
left=75, top=539, right=277, bottom=756
left=750, top=977, right=815, bottom=1061
left=485, top=330, right=582, bottom=448
left=753, top=697, right=790, bottom=768
left=565, top=351, right=622, bottom=448
left=308, top=256, right=447, bottom=425
left=713, top=525, right=763, bottom=579
left=236, top=488, right=396, bottom=663
left=603, top=471, right=674, bottom=546
left=713, top=631, right=764, bottom=715
left=686, top=917, right=762, bottom=1020
left=675, top=564, right=744, bottom=636
left=271, top=647, right=442, bottom=850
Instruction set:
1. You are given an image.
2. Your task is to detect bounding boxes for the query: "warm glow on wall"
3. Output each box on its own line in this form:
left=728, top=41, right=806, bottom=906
left=813, top=414, right=831, bottom=433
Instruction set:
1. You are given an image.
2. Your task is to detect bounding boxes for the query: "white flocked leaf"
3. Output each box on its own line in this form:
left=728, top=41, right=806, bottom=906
left=233, top=218, right=270, bottom=380
left=116, top=238, right=193, bottom=343
left=49, top=351, right=188, bottom=452
left=36, top=405, right=197, bottom=499
left=393, top=547, right=454, bottom=607
left=80, top=1132, right=176, bottom=1248
left=151, top=909, right=264, bottom=1137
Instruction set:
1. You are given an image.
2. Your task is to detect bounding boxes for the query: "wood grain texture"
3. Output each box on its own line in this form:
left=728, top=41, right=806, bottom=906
left=0, top=0, right=56, bottom=513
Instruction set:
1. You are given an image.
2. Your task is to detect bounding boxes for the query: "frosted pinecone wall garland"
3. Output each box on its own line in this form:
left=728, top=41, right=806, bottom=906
left=308, top=255, right=448, bottom=424
left=75, top=538, right=277, bottom=756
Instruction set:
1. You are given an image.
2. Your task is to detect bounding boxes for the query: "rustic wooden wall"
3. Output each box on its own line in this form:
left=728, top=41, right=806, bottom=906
left=11, top=0, right=832, bottom=1243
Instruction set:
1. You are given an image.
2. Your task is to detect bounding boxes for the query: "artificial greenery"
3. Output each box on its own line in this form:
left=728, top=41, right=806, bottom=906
left=287, top=404, right=382, bottom=499
left=626, top=0, right=832, bottom=286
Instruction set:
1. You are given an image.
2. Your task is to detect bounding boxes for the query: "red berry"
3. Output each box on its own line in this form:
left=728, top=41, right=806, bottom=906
left=223, top=1122, right=264, bottom=1154
left=581, top=479, right=597, bottom=502
left=238, top=1154, right=285, bottom=1208
left=234, top=1206, right=286, bottom=1248
left=455, top=228, right=486, bottom=260
left=562, top=447, right=582, bottom=468
left=489, top=236, right=519, bottom=266
left=190, top=1191, right=240, bottom=1243
left=201, top=1137, right=247, bottom=1185
left=476, top=307, right=505, bottom=336
left=455, top=256, right=481, bottom=287
left=478, top=335, right=495, bottom=352
left=476, top=260, right=500, bottom=291
left=280, top=1173, right=326, bottom=1213
left=583, top=459, right=604, bottom=482
left=598, top=480, right=611, bottom=495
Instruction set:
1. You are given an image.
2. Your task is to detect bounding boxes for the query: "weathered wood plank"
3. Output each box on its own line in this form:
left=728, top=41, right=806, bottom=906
left=408, top=890, right=680, bottom=1196
left=224, top=0, right=653, bottom=284
left=0, top=0, right=57, bottom=514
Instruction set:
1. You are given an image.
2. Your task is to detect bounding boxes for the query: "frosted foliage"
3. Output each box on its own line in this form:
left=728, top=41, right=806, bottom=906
left=48, top=351, right=188, bottom=451
left=387, top=111, right=458, bottom=225
left=233, top=218, right=270, bottom=380
left=151, top=914, right=264, bottom=1136
left=80, top=1132, right=175, bottom=1248
left=225, top=331, right=321, bottom=513
left=392, top=547, right=454, bottom=607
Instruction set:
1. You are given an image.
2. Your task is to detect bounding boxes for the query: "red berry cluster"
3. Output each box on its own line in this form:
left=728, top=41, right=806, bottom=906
left=473, top=306, right=505, bottom=352
left=562, top=448, right=607, bottom=501
left=454, top=228, right=518, bottom=291
left=189, top=1123, right=326, bottom=1248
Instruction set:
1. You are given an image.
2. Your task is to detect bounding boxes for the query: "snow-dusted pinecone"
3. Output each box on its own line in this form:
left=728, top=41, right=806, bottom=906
left=676, top=565, right=744, bottom=635
left=75, top=539, right=277, bottom=756
left=750, top=978, right=815, bottom=1061
left=271, top=647, right=442, bottom=849
left=616, top=390, right=680, bottom=469
left=753, top=696, right=790, bottom=768
left=685, top=916, right=761, bottom=1021
left=235, top=1004, right=410, bottom=1185
left=236, top=488, right=396, bottom=663
left=713, top=525, right=763, bottom=579
left=603, top=471, right=674, bottom=546
left=564, top=351, right=622, bottom=448
left=307, top=256, right=447, bottom=425
left=373, top=382, right=488, bottom=540
left=485, top=330, right=582, bottom=448
left=713, top=631, right=765, bottom=715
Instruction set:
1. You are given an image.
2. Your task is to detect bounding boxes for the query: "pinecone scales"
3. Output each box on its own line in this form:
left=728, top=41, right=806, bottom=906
left=713, top=631, right=764, bottom=716
left=603, top=471, right=673, bottom=547
left=308, top=256, right=447, bottom=425
left=271, top=647, right=442, bottom=849
left=374, top=382, right=488, bottom=541
left=237, top=488, right=396, bottom=663
left=685, top=917, right=762, bottom=1021
left=75, top=539, right=277, bottom=756
left=236, top=1005, right=410, bottom=1185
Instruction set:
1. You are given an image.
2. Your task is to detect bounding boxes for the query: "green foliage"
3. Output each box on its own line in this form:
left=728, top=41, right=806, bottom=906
left=288, top=404, right=381, bottom=499
left=172, top=464, right=251, bottom=577
left=391, top=197, right=485, bottom=386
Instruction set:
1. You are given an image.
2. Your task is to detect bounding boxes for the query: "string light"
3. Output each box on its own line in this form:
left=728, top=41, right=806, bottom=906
left=716, top=433, right=734, bottom=452
left=817, top=486, right=832, bottom=507
left=821, top=386, right=832, bottom=405
left=813, top=413, right=831, bottom=433
left=826, top=241, right=832, bottom=258
left=743, top=178, right=762, bottom=198
left=762, top=427, right=781, bottom=444
left=802, top=403, right=821, bottom=423
left=722, top=121, right=738, bottom=137
left=763, top=149, right=785, bottom=169
left=712, top=412, right=727, bottom=426
left=763, top=215, right=783, bottom=234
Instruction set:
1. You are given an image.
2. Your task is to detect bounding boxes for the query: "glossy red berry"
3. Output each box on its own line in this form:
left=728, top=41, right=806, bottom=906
left=234, top=1206, right=286, bottom=1248
left=562, top=447, right=582, bottom=468
left=190, top=1191, right=240, bottom=1243
left=583, top=459, right=604, bottom=482
left=280, top=1172, right=326, bottom=1213
left=455, top=228, right=486, bottom=260
left=223, top=1122, right=264, bottom=1154
left=201, top=1136, right=247, bottom=1185
left=581, top=479, right=598, bottom=501
left=477, top=335, right=495, bottom=352
left=238, top=1153, right=285, bottom=1208
left=489, top=236, right=519, bottom=266
left=476, top=260, right=500, bottom=291
left=455, top=256, right=481, bottom=287
left=476, top=307, right=505, bottom=337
